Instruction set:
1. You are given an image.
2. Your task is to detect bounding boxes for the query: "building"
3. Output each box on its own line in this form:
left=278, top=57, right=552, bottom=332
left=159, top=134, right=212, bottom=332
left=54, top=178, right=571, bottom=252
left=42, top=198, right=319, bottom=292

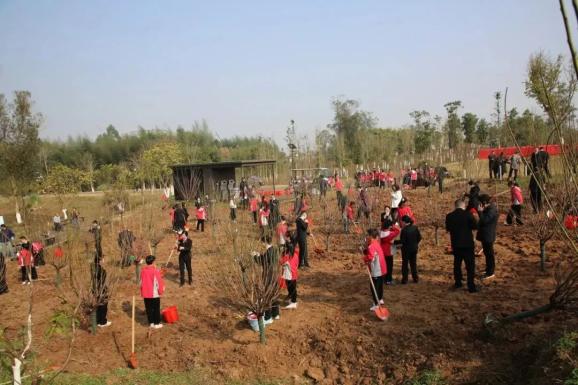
left=171, top=160, right=277, bottom=201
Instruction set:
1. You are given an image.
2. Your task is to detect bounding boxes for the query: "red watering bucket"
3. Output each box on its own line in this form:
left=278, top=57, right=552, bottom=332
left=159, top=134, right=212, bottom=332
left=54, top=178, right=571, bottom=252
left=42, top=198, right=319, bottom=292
left=162, top=306, right=179, bottom=324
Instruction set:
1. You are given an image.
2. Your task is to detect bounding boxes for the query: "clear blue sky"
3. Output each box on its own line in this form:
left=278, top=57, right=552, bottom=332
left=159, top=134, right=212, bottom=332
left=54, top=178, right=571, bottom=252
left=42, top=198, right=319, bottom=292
left=0, top=0, right=571, bottom=142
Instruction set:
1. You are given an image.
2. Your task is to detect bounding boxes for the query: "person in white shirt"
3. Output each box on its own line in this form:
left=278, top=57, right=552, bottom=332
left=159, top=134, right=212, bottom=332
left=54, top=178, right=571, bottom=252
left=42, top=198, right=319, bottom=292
left=391, top=184, right=402, bottom=209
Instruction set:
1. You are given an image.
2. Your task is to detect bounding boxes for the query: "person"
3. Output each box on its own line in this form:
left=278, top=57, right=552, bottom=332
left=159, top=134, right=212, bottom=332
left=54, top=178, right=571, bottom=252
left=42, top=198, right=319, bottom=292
left=53, top=214, right=62, bottom=232
left=380, top=219, right=400, bottom=285
left=530, top=147, right=540, bottom=172
left=249, top=196, right=259, bottom=224
left=140, top=255, right=165, bottom=329
left=173, top=204, right=187, bottom=232
left=363, top=228, right=386, bottom=310
left=488, top=151, right=496, bottom=179
left=181, top=202, right=190, bottom=225
left=258, top=203, right=271, bottom=241
left=436, top=166, right=446, bottom=193
left=276, top=216, right=288, bottom=250
left=399, top=215, right=421, bottom=284
left=296, top=212, right=310, bottom=269
left=229, top=198, right=237, bottom=222
left=391, top=184, right=402, bottom=209
left=281, top=238, right=299, bottom=309
left=356, top=187, right=370, bottom=221
left=319, top=175, right=328, bottom=199
left=476, top=194, right=498, bottom=279
left=410, top=168, right=418, bottom=189
left=92, top=254, right=111, bottom=327
left=196, top=204, right=207, bottom=232
left=118, top=228, right=136, bottom=268
left=335, top=175, right=344, bottom=208
left=32, top=241, right=45, bottom=266
left=269, top=196, right=281, bottom=229
left=71, top=208, right=80, bottom=228
left=177, top=230, right=192, bottom=286
left=89, top=221, right=103, bottom=259
left=343, top=201, right=355, bottom=234
left=17, top=236, right=37, bottom=284
left=445, top=199, right=478, bottom=293
left=239, top=178, right=248, bottom=209
left=397, top=198, right=415, bottom=224
left=0, top=251, right=7, bottom=294
left=0, top=224, right=15, bottom=261
left=506, top=181, right=524, bottom=225
left=498, top=152, right=507, bottom=179
left=256, top=236, right=280, bottom=323
left=380, top=205, right=392, bottom=227
left=538, top=146, right=551, bottom=177
left=529, top=173, right=543, bottom=213
left=508, top=151, right=521, bottom=180
left=465, top=180, right=481, bottom=215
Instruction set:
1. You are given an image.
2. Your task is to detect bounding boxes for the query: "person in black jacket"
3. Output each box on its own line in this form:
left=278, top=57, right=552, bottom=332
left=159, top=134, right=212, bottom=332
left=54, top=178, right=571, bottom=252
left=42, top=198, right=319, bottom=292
left=399, top=215, right=421, bottom=284
left=529, top=172, right=543, bottom=213
left=296, top=212, right=310, bottom=269
left=476, top=194, right=498, bottom=279
left=173, top=205, right=187, bottom=232
left=177, top=231, right=193, bottom=286
left=445, top=199, right=478, bottom=293
left=92, top=254, right=111, bottom=327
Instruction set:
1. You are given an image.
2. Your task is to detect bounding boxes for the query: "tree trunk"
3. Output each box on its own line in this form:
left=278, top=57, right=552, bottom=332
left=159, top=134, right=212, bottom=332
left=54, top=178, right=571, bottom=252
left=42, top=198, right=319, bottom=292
left=434, top=226, right=439, bottom=246
left=257, top=315, right=266, bottom=344
left=540, top=240, right=546, bottom=271
left=12, top=358, right=22, bottom=385
left=501, top=303, right=553, bottom=323
left=90, top=311, right=97, bottom=335
left=135, top=263, right=142, bottom=285
left=55, top=269, right=62, bottom=288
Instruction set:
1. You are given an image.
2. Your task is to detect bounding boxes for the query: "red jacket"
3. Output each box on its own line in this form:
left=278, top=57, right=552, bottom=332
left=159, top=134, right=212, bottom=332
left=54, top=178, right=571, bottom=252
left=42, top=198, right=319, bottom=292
left=397, top=206, right=416, bottom=223
left=281, top=248, right=299, bottom=281
left=380, top=226, right=400, bottom=257
left=140, top=265, right=165, bottom=298
left=18, top=248, right=34, bottom=267
left=346, top=205, right=354, bottom=220
left=276, top=222, right=288, bottom=243
left=511, top=186, right=523, bottom=205
left=196, top=207, right=207, bottom=220
left=259, top=208, right=270, bottom=226
left=335, top=179, right=343, bottom=191
left=565, top=215, right=578, bottom=230
left=249, top=198, right=258, bottom=212
left=364, top=240, right=386, bottom=277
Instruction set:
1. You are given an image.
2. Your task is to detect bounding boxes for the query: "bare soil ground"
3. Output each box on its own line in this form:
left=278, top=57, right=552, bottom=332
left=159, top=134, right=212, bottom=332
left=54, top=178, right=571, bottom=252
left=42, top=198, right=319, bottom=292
left=1, top=183, right=576, bottom=385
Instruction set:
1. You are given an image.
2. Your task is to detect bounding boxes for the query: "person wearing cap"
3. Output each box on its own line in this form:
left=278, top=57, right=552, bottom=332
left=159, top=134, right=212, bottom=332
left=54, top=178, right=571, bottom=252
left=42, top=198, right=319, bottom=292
left=0, top=224, right=15, bottom=261
left=399, top=215, right=421, bottom=284
left=296, top=212, right=310, bottom=269
left=445, top=199, right=478, bottom=293
left=177, top=231, right=192, bottom=286
left=140, top=255, right=165, bottom=329
left=476, top=194, right=498, bottom=279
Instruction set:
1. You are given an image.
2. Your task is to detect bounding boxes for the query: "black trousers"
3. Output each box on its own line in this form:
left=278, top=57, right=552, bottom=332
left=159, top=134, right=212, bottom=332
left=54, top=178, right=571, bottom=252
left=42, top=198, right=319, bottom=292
left=20, top=266, right=38, bottom=282
left=230, top=208, right=237, bottom=221
left=401, top=249, right=418, bottom=283
left=530, top=189, right=542, bottom=213
left=507, top=204, right=523, bottom=225
left=286, top=280, right=297, bottom=303
left=252, top=211, right=258, bottom=224
left=144, top=297, right=161, bottom=324
left=438, top=178, right=444, bottom=193
left=508, top=168, right=519, bottom=179
left=298, top=239, right=309, bottom=267
left=482, top=241, right=495, bottom=276
left=264, top=302, right=280, bottom=320
left=385, top=255, right=394, bottom=283
left=336, top=191, right=343, bottom=207
left=96, top=303, right=108, bottom=325
left=370, top=275, right=384, bottom=305
left=196, top=219, right=205, bottom=232
left=453, top=247, right=476, bottom=292
left=179, top=254, right=192, bottom=285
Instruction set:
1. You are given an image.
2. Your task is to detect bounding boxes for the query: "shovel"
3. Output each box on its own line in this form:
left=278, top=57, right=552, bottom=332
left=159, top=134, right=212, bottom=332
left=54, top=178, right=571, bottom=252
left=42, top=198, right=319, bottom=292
left=129, top=295, right=138, bottom=369
left=160, top=248, right=175, bottom=276
left=366, top=268, right=389, bottom=321
left=309, top=233, right=325, bottom=255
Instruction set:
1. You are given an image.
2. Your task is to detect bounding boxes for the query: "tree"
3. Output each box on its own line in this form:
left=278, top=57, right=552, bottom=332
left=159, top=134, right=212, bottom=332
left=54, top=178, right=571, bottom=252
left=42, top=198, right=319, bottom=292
left=476, top=118, right=489, bottom=144
left=411, top=110, right=434, bottom=154
left=140, top=142, right=184, bottom=188
left=461, top=113, right=478, bottom=144
left=42, top=164, right=88, bottom=210
left=0, top=91, right=42, bottom=222
left=443, top=101, right=462, bottom=149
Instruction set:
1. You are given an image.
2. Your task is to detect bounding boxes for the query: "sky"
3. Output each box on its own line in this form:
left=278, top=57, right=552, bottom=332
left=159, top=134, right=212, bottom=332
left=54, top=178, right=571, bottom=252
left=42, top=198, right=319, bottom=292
left=0, top=0, right=572, bottom=143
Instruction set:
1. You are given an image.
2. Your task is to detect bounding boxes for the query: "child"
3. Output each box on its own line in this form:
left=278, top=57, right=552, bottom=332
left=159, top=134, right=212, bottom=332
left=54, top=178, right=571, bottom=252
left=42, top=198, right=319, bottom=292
left=506, top=181, right=524, bottom=225
left=229, top=198, right=237, bottom=222
left=196, top=204, right=207, bottom=232
left=344, top=201, right=355, bottom=233
left=17, top=236, right=37, bottom=284
left=281, top=239, right=299, bottom=309
left=380, top=219, right=400, bottom=285
left=399, top=215, right=422, bottom=284
left=363, top=228, right=386, bottom=310
left=276, top=216, right=288, bottom=249
left=250, top=196, right=259, bottom=224
left=140, top=255, right=165, bottom=329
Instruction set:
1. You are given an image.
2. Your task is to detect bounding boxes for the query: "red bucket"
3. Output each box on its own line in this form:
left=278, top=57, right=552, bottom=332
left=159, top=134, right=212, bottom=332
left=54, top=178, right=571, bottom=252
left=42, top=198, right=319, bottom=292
left=162, top=306, right=179, bottom=324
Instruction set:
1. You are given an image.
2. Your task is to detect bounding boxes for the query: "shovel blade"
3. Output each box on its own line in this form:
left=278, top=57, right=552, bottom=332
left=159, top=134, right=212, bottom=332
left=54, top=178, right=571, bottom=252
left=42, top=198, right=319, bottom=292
left=129, top=353, right=138, bottom=369
left=374, top=306, right=390, bottom=321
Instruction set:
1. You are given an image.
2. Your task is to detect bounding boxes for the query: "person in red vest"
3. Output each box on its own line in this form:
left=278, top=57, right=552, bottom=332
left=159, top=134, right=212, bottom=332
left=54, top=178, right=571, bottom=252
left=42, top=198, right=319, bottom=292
left=276, top=216, right=288, bottom=250
left=281, top=239, right=300, bottom=309
left=140, top=255, right=165, bottom=329
left=379, top=169, right=386, bottom=189
left=344, top=201, right=355, bottom=233
left=17, top=236, right=37, bottom=284
left=380, top=219, right=401, bottom=285
left=249, top=196, right=259, bottom=224
left=397, top=198, right=416, bottom=224
left=258, top=202, right=271, bottom=241
left=506, top=181, right=524, bottom=225
left=196, top=204, right=207, bottom=232
left=363, top=228, right=386, bottom=310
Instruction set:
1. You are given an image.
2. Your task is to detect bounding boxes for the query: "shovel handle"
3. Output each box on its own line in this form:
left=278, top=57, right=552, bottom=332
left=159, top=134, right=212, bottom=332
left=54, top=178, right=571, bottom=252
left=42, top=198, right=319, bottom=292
left=366, top=266, right=380, bottom=305
left=131, top=295, right=135, bottom=354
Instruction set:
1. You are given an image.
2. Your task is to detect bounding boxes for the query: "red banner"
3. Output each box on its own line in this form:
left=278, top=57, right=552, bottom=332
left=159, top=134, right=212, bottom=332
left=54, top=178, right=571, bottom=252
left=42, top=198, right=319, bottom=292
left=478, top=145, right=562, bottom=159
